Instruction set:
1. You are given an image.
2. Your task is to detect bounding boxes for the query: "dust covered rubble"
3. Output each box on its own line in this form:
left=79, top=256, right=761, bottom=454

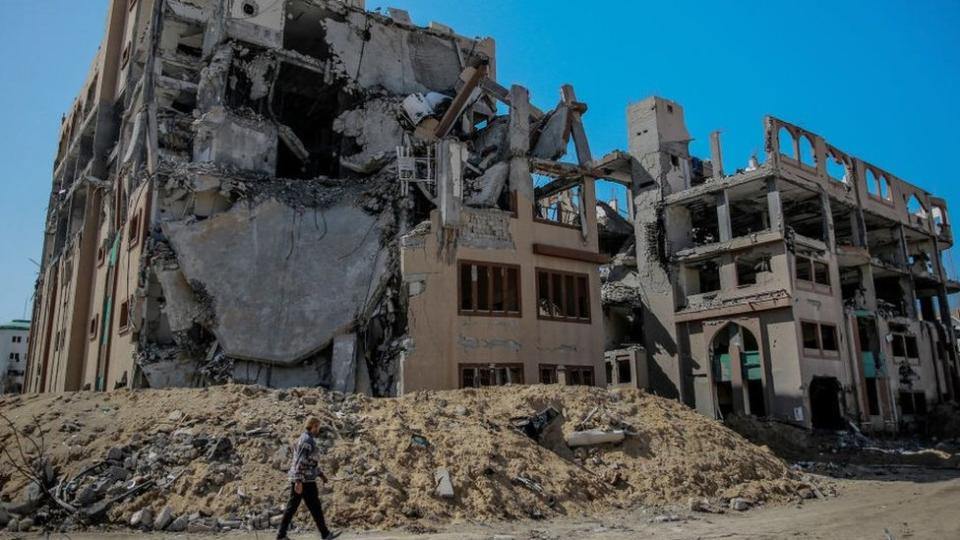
left=0, top=385, right=833, bottom=533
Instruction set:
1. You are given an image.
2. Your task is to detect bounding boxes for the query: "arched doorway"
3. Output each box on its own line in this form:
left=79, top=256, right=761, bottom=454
left=809, top=376, right=844, bottom=430
left=711, top=323, right=765, bottom=418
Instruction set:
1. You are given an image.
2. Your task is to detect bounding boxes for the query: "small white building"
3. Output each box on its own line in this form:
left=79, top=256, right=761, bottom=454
left=0, top=320, right=30, bottom=394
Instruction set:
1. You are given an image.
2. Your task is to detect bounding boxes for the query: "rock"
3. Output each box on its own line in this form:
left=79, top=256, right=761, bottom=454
left=269, top=514, right=284, bottom=527
left=730, top=497, right=751, bottom=511
left=106, top=447, right=125, bottom=461
left=218, top=517, right=244, bottom=529
left=187, top=518, right=218, bottom=533
left=106, top=466, right=130, bottom=482
left=798, top=487, right=815, bottom=500
left=18, top=517, right=34, bottom=531
left=154, top=506, right=174, bottom=530
left=6, top=518, right=18, bottom=532
left=74, top=485, right=99, bottom=506
left=167, top=514, right=189, bottom=532
left=168, top=410, right=184, bottom=421
left=272, top=445, right=290, bottom=471
left=6, top=482, right=43, bottom=515
left=130, top=508, right=154, bottom=528
left=207, top=436, right=233, bottom=461
left=689, top=497, right=709, bottom=512
left=454, top=405, right=468, bottom=416
left=276, top=391, right=289, bottom=401
left=0, top=508, right=9, bottom=527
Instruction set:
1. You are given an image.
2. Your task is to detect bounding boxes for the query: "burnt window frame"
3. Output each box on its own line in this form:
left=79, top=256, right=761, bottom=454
left=535, top=268, right=591, bottom=323
left=457, top=260, right=522, bottom=318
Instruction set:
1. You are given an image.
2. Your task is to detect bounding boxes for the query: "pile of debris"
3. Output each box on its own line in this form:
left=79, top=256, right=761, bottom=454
left=726, top=414, right=960, bottom=470
left=0, top=385, right=828, bottom=533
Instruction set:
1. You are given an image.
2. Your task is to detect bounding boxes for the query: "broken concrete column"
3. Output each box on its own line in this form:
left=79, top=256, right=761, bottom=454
left=709, top=131, right=724, bottom=178
left=437, top=139, right=466, bottom=228
left=508, top=85, right=532, bottom=201
left=715, top=190, right=732, bottom=243
left=766, top=178, right=783, bottom=233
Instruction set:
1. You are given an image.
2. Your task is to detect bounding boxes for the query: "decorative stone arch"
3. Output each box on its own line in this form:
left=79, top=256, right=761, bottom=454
left=864, top=167, right=892, bottom=201
left=825, top=148, right=849, bottom=183
left=777, top=125, right=797, bottom=160
left=906, top=193, right=928, bottom=218
left=705, top=320, right=767, bottom=418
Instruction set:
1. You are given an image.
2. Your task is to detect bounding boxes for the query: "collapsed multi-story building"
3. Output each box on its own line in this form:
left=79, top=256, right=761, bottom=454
left=625, top=96, right=960, bottom=431
left=25, top=0, right=611, bottom=395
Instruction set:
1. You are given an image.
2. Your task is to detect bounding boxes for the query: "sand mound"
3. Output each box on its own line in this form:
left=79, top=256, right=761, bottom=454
left=0, top=385, right=820, bottom=531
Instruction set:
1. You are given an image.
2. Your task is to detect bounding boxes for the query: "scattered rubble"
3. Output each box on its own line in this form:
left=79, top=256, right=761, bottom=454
left=0, top=385, right=826, bottom=532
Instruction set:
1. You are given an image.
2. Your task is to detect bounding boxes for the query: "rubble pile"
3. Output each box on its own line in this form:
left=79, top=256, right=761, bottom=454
left=727, top=414, right=960, bottom=469
left=0, top=385, right=826, bottom=533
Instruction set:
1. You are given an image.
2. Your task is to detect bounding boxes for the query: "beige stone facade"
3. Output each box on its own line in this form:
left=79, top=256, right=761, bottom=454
left=628, top=96, right=959, bottom=431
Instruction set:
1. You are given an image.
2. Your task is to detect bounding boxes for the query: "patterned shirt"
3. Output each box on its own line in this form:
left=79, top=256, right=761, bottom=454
left=287, top=431, right=322, bottom=483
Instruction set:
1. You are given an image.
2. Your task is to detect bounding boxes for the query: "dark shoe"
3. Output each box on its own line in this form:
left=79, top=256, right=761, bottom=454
left=323, top=532, right=341, bottom=540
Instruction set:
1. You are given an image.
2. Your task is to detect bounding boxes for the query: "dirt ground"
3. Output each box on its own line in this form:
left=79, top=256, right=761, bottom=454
left=3, top=466, right=956, bottom=539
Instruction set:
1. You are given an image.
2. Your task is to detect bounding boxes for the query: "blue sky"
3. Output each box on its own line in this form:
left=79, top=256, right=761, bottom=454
left=1, top=0, right=959, bottom=322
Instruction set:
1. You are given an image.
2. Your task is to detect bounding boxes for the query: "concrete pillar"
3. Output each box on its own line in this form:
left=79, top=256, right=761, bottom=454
left=821, top=192, right=835, bottom=249
left=556, top=365, right=568, bottom=386
left=507, top=85, right=532, bottom=201
left=719, top=254, right=738, bottom=290
left=716, top=190, right=732, bottom=242
left=766, top=179, right=783, bottom=233
left=709, top=131, right=724, bottom=178
left=729, top=335, right=746, bottom=415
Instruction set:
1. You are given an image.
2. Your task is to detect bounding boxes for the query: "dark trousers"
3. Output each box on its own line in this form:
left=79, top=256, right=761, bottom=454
left=277, top=481, right=330, bottom=539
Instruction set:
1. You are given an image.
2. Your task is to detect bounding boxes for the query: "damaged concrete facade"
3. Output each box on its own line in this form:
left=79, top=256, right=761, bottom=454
left=26, top=0, right=607, bottom=395
left=626, top=96, right=960, bottom=431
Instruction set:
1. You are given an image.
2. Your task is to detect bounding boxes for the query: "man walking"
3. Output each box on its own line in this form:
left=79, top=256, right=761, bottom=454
left=277, top=417, right=340, bottom=540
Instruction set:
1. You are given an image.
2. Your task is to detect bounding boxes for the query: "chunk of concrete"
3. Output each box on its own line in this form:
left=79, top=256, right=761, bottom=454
left=466, top=162, right=509, bottom=207
left=154, top=506, right=174, bottom=530
left=130, top=508, right=154, bottom=528
left=167, top=514, right=189, bottom=532
left=532, top=104, right=571, bottom=160
left=565, top=429, right=626, bottom=447
left=434, top=468, right=454, bottom=498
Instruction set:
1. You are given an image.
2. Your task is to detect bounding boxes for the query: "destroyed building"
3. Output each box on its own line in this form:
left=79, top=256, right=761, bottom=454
left=24, top=0, right=610, bottom=395
left=624, top=96, right=960, bottom=431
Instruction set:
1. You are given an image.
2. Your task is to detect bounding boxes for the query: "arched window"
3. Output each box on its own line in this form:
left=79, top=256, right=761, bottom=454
left=778, top=127, right=796, bottom=159
left=826, top=151, right=847, bottom=182
left=878, top=176, right=891, bottom=201
left=906, top=194, right=927, bottom=218
left=865, top=168, right=880, bottom=196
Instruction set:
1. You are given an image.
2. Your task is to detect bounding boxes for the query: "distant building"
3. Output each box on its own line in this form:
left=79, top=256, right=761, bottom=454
left=0, top=320, right=30, bottom=393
